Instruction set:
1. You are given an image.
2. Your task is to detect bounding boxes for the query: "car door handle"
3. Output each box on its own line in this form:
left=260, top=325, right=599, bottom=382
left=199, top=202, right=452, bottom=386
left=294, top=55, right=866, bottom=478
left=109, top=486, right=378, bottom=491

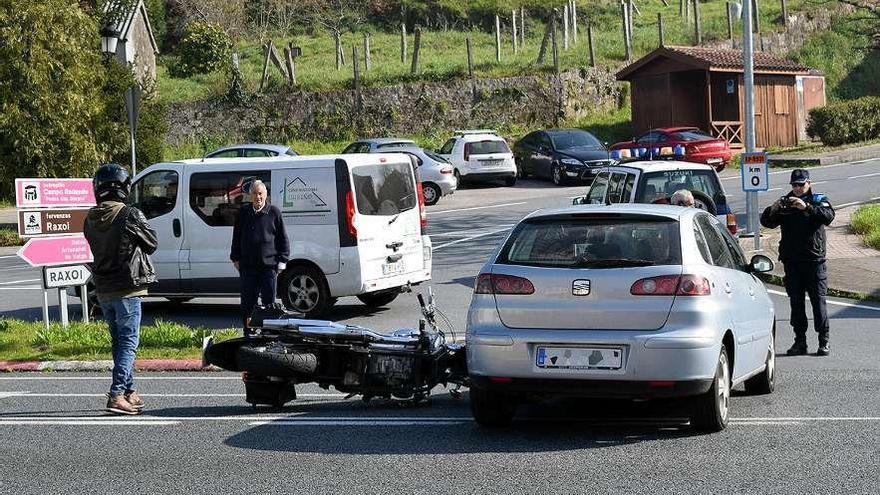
left=172, top=219, right=181, bottom=238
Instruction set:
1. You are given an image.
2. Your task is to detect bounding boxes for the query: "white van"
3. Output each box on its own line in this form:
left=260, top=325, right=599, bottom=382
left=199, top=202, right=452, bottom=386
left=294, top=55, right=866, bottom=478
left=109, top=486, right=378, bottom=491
left=123, top=154, right=432, bottom=317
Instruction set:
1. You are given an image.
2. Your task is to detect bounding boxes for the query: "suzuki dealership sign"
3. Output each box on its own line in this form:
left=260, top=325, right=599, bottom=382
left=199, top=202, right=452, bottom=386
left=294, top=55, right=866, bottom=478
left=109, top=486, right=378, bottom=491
left=15, top=178, right=95, bottom=208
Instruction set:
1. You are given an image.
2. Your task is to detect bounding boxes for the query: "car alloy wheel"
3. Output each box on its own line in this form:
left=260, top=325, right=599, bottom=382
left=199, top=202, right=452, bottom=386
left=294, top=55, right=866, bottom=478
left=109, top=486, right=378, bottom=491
left=422, top=182, right=441, bottom=206
left=552, top=164, right=565, bottom=185
left=287, top=273, right=320, bottom=313
left=692, top=344, right=731, bottom=432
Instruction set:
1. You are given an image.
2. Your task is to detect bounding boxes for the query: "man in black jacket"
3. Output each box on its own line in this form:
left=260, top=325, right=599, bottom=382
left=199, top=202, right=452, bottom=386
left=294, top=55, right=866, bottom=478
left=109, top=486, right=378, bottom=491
left=230, top=180, right=289, bottom=332
left=760, top=169, right=835, bottom=356
left=84, top=164, right=158, bottom=415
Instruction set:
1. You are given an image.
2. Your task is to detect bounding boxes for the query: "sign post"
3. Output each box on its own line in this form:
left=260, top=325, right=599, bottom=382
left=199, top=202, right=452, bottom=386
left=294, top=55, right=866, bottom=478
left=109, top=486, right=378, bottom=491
left=741, top=152, right=768, bottom=250
left=741, top=0, right=759, bottom=251
left=16, top=178, right=95, bottom=328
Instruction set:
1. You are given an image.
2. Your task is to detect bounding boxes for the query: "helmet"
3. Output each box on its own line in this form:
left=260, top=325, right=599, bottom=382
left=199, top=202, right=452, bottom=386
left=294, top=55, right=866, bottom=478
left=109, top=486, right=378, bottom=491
left=93, top=163, right=131, bottom=201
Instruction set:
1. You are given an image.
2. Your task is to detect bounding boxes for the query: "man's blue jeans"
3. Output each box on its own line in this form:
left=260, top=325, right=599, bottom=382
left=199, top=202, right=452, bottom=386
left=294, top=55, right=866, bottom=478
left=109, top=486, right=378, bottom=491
left=100, top=297, right=142, bottom=397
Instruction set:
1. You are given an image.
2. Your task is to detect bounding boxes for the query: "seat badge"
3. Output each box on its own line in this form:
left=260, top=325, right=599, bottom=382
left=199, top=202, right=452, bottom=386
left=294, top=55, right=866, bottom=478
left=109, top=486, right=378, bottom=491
left=572, top=279, right=591, bottom=296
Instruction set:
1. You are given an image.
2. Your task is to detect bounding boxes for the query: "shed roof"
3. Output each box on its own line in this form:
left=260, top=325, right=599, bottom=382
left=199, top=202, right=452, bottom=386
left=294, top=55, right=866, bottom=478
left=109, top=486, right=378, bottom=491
left=617, top=45, right=813, bottom=80
left=105, top=0, right=158, bottom=54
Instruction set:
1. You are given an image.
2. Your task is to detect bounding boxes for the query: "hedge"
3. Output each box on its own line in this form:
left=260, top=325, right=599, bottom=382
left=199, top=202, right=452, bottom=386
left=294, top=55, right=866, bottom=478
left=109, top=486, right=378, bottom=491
left=807, top=96, right=880, bottom=147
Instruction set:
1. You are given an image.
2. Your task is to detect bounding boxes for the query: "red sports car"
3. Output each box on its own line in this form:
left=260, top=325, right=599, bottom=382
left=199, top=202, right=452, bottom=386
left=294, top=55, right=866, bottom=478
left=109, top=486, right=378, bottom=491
left=611, top=127, right=732, bottom=172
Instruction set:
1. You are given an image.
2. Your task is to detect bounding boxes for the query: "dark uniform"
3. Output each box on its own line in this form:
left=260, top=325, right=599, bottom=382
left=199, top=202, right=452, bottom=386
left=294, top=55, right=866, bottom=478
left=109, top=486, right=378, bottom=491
left=760, top=169, right=834, bottom=355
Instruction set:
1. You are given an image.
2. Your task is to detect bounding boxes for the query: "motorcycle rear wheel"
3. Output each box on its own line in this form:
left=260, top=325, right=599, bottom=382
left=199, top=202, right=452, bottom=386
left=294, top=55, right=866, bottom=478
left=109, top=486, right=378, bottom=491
left=237, top=346, right=318, bottom=378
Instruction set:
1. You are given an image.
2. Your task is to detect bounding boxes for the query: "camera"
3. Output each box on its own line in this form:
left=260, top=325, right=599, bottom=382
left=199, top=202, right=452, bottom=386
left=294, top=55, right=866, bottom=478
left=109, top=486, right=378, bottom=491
left=778, top=195, right=799, bottom=214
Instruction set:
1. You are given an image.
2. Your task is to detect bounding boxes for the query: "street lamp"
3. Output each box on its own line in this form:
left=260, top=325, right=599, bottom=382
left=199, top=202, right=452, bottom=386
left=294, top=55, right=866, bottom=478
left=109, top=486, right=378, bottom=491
left=100, top=26, right=120, bottom=57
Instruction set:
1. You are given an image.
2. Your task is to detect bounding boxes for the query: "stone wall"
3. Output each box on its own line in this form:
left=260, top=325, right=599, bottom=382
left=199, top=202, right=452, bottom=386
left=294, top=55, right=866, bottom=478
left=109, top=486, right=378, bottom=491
left=165, top=67, right=621, bottom=146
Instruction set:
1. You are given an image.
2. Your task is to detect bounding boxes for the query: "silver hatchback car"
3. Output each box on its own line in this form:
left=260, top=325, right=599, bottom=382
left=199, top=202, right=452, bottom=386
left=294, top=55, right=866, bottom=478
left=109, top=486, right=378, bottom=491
left=466, top=204, right=776, bottom=431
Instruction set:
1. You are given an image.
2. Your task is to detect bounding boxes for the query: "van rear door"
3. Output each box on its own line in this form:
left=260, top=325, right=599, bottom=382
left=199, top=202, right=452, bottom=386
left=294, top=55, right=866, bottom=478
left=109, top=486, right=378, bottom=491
left=348, top=156, right=424, bottom=286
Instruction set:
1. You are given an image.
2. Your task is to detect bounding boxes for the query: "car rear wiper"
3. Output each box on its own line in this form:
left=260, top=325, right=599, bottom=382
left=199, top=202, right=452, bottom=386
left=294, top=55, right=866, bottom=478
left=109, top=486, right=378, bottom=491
left=570, top=258, right=655, bottom=268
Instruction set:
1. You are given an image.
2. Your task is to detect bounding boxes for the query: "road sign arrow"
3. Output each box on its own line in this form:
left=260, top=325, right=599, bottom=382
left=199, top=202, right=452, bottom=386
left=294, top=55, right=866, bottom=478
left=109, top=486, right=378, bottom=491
left=42, top=264, right=92, bottom=289
left=17, top=235, right=94, bottom=267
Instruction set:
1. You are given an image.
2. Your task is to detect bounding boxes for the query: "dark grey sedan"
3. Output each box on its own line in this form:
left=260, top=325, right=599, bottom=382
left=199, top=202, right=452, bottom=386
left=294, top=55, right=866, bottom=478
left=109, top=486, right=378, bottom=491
left=513, top=128, right=614, bottom=185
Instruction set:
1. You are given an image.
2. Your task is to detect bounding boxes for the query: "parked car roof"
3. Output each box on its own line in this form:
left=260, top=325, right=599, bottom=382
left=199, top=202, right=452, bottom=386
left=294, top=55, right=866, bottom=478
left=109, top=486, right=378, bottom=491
left=604, top=160, right=717, bottom=173
left=204, top=143, right=297, bottom=158
left=359, top=138, right=417, bottom=146
left=523, top=202, right=691, bottom=222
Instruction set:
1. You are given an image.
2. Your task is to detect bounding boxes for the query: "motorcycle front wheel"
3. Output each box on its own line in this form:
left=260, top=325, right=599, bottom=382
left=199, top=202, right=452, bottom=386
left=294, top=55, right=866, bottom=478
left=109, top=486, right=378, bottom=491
left=236, top=346, right=318, bottom=378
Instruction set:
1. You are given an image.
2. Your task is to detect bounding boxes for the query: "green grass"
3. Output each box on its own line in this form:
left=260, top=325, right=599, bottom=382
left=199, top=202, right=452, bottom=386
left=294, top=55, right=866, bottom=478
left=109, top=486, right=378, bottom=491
left=0, top=318, right=239, bottom=362
left=0, top=228, right=24, bottom=247
left=851, top=204, right=880, bottom=250
left=155, top=0, right=813, bottom=104
left=0, top=198, right=13, bottom=208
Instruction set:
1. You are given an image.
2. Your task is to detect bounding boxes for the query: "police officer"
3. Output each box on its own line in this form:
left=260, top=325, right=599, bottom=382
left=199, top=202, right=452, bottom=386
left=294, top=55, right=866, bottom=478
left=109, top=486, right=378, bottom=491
left=760, top=169, right=835, bottom=356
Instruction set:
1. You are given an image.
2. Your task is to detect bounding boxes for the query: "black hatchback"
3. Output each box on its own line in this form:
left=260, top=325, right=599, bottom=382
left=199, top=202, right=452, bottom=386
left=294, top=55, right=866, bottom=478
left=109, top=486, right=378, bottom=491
left=513, top=128, right=614, bottom=185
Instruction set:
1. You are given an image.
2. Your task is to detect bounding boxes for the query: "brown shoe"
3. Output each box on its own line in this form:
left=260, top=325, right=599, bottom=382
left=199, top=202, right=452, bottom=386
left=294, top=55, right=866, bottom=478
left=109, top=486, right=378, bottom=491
left=106, top=394, right=139, bottom=415
left=125, top=390, right=145, bottom=410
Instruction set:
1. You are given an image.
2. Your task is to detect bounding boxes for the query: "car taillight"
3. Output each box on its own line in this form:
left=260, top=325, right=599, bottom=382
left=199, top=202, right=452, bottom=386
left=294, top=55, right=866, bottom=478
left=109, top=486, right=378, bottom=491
left=345, top=190, right=357, bottom=237
left=726, top=213, right=738, bottom=236
left=630, top=275, right=711, bottom=296
left=440, top=167, right=453, bottom=174
left=463, top=143, right=471, bottom=162
left=416, top=182, right=427, bottom=233
left=474, top=273, right=535, bottom=295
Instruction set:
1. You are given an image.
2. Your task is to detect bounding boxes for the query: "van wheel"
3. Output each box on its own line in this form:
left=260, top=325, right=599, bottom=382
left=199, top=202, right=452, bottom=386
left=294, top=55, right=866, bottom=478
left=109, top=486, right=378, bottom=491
left=357, top=289, right=399, bottom=308
left=691, top=345, right=731, bottom=432
left=422, top=182, right=441, bottom=206
left=279, top=265, right=333, bottom=318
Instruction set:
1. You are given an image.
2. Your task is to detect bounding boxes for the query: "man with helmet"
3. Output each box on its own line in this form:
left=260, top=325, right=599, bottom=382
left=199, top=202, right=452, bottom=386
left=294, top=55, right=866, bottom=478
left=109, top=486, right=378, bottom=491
left=84, top=164, right=158, bottom=415
left=760, top=169, right=835, bottom=357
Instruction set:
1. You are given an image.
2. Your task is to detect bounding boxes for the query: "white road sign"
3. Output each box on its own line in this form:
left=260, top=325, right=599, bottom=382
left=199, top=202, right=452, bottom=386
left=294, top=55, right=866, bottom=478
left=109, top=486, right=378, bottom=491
left=741, top=152, right=769, bottom=192
left=42, top=264, right=92, bottom=289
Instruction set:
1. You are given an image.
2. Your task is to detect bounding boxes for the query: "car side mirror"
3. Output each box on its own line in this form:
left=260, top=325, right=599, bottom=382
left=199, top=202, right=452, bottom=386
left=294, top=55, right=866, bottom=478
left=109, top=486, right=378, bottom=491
left=749, top=254, right=774, bottom=273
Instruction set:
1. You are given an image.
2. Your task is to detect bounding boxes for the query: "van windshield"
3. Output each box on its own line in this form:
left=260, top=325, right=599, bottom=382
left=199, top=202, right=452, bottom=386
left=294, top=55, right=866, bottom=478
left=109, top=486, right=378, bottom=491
left=352, top=162, right=417, bottom=216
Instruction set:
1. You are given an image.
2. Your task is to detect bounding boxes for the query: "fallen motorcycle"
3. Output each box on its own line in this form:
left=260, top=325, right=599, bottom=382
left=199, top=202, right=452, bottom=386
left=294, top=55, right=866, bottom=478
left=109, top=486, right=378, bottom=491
left=202, top=290, right=468, bottom=409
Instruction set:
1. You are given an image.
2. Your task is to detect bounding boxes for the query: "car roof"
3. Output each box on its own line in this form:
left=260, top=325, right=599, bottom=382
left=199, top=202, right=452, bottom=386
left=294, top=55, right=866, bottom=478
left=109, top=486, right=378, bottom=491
left=522, top=203, right=697, bottom=222
left=457, top=133, right=505, bottom=142
left=606, top=160, right=717, bottom=174
left=208, top=143, right=291, bottom=153
left=359, top=138, right=417, bottom=145
left=167, top=153, right=411, bottom=169
left=654, top=127, right=701, bottom=133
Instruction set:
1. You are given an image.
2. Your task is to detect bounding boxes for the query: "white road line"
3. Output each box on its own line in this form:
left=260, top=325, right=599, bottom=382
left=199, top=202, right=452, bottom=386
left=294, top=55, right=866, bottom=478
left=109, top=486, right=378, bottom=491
left=0, top=415, right=472, bottom=422
left=767, top=289, right=880, bottom=311
left=0, top=393, right=345, bottom=398
left=0, top=420, right=181, bottom=426
left=0, top=278, right=39, bottom=285
left=434, top=227, right=511, bottom=250
left=0, top=376, right=244, bottom=380
left=428, top=202, right=526, bottom=216
left=248, top=420, right=467, bottom=426
left=767, top=187, right=782, bottom=192
left=0, top=392, right=29, bottom=399
left=731, top=421, right=803, bottom=426
left=0, top=286, right=41, bottom=290
left=848, top=172, right=880, bottom=179
left=732, top=417, right=880, bottom=422
left=0, top=255, right=21, bottom=259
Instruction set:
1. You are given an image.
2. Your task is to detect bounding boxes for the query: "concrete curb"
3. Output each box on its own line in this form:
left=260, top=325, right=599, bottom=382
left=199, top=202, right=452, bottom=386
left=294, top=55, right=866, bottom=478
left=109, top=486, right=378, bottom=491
left=768, top=143, right=880, bottom=169
left=0, top=359, right=224, bottom=373
left=756, top=273, right=880, bottom=303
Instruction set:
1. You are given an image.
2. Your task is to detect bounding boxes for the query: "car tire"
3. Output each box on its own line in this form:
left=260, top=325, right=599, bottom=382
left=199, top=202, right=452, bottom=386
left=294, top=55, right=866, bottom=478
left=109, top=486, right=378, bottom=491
left=421, top=182, right=441, bottom=206
left=279, top=265, right=334, bottom=318
left=690, top=190, right=718, bottom=215
left=357, top=289, right=399, bottom=308
left=470, top=387, right=516, bottom=427
left=237, top=345, right=318, bottom=378
left=504, top=176, right=517, bottom=187
left=454, top=169, right=463, bottom=186
left=691, top=345, right=731, bottom=432
left=745, top=324, right=776, bottom=395
left=551, top=164, right=567, bottom=186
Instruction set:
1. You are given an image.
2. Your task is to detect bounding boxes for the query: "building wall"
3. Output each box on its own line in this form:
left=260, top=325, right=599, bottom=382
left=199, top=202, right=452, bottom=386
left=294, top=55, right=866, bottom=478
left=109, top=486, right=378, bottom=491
left=115, top=7, right=157, bottom=86
left=747, top=75, right=798, bottom=148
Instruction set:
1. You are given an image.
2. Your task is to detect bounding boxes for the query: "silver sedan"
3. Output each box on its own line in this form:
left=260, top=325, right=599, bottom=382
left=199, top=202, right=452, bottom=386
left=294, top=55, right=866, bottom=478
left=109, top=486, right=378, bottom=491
left=466, top=204, right=776, bottom=432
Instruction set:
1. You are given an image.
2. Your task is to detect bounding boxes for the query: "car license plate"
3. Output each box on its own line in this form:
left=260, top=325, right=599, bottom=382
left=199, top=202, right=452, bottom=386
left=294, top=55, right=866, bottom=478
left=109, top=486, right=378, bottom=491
left=480, top=159, right=503, bottom=167
left=536, top=346, right=623, bottom=370
left=706, top=157, right=722, bottom=164
left=382, top=261, right=405, bottom=276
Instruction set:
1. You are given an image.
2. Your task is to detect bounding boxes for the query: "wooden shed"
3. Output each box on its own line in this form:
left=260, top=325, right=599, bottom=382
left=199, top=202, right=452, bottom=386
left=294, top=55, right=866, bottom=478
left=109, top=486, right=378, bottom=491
left=616, top=46, right=826, bottom=149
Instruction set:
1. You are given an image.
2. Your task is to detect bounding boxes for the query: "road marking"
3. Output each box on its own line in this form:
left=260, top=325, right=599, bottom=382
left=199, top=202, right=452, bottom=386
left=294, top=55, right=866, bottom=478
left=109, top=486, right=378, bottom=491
left=731, top=421, right=803, bottom=426
left=0, top=376, right=245, bottom=380
left=732, top=417, right=880, bottom=422
left=249, top=420, right=467, bottom=426
left=767, top=187, right=782, bottom=192
left=767, top=289, right=880, bottom=311
left=0, top=255, right=21, bottom=259
left=0, top=279, right=39, bottom=285
left=0, top=287, right=42, bottom=290
left=428, top=202, right=526, bottom=216
left=848, top=172, right=880, bottom=179
left=0, top=392, right=29, bottom=399
left=0, top=393, right=346, bottom=398
left=0, top=420, right=181, bottom=426
left=434, top=227, right=511, bottom=250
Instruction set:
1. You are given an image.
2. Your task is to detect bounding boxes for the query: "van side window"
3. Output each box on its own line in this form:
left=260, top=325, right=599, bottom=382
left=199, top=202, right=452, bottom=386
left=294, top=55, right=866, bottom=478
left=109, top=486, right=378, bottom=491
left=607, top=172, right=629, bottom=204
left=439, top=139, right=456, bottom=155
left=131, top=170, right=178, bottom=220
left=189, top=171, right=270, bottom=227
left=585, top=172, right=609, bottom=204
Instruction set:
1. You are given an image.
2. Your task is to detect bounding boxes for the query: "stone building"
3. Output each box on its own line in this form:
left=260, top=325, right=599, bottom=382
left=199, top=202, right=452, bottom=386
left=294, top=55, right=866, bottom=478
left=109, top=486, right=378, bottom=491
left=107, top=0, right=159, bottom=86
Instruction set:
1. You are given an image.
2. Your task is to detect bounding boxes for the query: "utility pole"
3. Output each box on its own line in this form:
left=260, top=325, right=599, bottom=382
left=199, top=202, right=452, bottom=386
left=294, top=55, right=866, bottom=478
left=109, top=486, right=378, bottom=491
left=743, top=0, right=759, bottom=249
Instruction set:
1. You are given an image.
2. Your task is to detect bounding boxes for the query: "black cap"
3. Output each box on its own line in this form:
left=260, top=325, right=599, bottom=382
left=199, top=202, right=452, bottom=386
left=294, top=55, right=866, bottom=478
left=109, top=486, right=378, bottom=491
left=789, top=169, right=810, bottom=185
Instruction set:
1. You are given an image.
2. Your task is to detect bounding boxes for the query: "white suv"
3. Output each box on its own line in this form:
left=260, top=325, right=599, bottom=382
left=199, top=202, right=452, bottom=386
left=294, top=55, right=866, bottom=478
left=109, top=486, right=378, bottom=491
left=437, top=130, right=517, bottom=187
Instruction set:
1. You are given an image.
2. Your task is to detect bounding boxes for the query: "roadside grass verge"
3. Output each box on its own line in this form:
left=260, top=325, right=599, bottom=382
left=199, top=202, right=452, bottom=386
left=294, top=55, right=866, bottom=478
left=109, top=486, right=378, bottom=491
left=0, top=318, right=239, bottom=362
left=851, top=204, right=880, bottom=250
left=0, top=228, right=24, bottom=247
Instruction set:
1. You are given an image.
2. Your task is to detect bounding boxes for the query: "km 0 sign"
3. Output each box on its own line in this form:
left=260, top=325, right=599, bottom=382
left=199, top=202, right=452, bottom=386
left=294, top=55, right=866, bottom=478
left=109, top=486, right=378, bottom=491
left=42, top=265, right=92, bottom=289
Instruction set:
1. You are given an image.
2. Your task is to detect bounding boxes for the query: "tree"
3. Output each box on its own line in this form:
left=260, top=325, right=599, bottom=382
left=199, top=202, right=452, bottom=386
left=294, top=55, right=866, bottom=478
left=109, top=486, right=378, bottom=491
left=295, top=0, right=368, bottom=37
left=823, top=0, right=880, bottom=49
left=0, top=0, right=134, bottom=198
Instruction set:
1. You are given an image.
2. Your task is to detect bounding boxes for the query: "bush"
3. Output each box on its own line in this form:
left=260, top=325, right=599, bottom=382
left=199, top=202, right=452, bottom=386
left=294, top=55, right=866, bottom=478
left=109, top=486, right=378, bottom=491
left=170, top=22, right=232, bottom=77
left=851, top=204, right=880, bottom=250
left=0, top=228, right=24, bottom=247
left=807, top=96, right=880, bottom=146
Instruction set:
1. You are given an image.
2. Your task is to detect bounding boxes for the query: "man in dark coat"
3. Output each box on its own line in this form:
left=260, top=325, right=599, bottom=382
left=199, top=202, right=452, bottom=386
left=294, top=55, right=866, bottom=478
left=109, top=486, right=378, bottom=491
left=230, top=179, right=290, bottom=332
left=760, top=169, right=835, bottom=356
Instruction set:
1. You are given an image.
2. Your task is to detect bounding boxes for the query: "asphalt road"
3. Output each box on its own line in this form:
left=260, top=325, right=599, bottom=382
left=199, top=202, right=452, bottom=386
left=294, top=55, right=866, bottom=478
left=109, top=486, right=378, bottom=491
left=1, top=159, right=879, bottom=493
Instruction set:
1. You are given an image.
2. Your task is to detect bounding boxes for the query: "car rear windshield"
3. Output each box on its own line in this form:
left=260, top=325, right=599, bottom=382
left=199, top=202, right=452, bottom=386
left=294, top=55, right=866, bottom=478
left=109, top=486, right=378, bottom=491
left=674, top=130, right=711, bottom=141
left=466, top=140, right=510, bottom=155
left=498, top=216, right=682, bottom=268
left=351, top=162, right=417, bottom=216
left=635, top=170, right=722, bottom=203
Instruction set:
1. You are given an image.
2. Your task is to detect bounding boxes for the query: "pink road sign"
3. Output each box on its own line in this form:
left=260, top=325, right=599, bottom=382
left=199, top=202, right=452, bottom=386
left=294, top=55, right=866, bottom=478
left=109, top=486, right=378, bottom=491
left=17, top=234, right=94, bottom=267
left=15, top=178, right=96, bottom=208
